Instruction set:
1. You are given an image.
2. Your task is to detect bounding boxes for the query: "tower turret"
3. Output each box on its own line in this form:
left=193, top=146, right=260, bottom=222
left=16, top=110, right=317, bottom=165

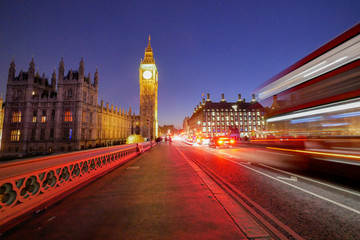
left=28, top=57, right=35, bottom=80
left=8, top=57, right=15, bottom=82
left=42, top=73, right=46, bottom=85
left=59, top=57, right=65, bottom=82
left=51, top=69, right=57, bottom=90
left=94, top=67, right=99, bottom=88
left=79, top=57, right=84, bottom=79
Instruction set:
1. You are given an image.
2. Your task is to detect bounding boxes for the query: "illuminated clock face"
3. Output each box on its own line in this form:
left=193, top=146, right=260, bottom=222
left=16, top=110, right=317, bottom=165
left=143, top=70, right=152, bottom=79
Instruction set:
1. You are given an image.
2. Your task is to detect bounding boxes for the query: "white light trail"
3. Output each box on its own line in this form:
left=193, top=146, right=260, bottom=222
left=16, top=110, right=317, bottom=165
left=267, top=100, right=360, bottom=123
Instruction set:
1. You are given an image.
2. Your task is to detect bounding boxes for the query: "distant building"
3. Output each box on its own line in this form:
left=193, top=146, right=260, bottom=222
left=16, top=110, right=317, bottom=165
left=182, top=117, right=190, bottom=136
left=159, top=125, right=180, bottom=136
left=1, top=57, right=136, bottom=156
left=185, top=93, right=267, bottom=139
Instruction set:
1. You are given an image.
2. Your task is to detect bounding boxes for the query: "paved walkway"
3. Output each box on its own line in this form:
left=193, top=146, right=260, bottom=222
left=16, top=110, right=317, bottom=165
left=3, top=143, right=247, bottom=240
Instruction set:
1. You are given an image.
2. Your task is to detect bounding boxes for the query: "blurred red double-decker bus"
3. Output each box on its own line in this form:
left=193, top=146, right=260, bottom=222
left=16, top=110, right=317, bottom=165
left=254, top=23, right=360, bottom=168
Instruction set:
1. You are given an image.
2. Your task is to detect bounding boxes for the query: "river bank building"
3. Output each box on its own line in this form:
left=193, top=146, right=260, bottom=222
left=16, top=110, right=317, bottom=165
left=186, top=93, right=267, bottom=139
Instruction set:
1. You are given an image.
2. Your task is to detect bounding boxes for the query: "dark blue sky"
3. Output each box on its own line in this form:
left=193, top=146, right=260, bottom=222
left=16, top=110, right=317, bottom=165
left=1, top=0, right=359, bottom=128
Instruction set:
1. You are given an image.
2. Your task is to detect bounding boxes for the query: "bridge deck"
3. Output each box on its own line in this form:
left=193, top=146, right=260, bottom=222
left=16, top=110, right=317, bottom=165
left=3, top=143, right=247, bottom=240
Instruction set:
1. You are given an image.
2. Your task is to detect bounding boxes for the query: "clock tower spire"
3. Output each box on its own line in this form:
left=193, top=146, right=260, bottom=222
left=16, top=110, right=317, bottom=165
left=142, top=35, right=155, bottom=64
left=139, top=35, right=159, bottom=139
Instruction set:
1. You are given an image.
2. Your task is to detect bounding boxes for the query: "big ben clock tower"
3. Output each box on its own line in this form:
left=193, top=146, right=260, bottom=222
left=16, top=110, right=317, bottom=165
left=139, top=35, right=158, bottom=139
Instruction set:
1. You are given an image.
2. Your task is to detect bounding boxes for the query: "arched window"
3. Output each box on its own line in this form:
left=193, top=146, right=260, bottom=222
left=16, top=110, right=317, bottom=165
left=65, top=110, right=73, bottom=122
left=67, top=89, right=73, bottom=98
left=12, top=111, right=22, bottom=122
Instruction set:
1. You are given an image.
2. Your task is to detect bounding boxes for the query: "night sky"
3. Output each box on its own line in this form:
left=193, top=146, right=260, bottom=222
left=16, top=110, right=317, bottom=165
left=1, top=1, right=359, bottom=128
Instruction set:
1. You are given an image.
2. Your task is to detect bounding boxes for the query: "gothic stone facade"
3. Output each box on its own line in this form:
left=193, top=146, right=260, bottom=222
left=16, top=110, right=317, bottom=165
left=139, top=36, right=159, bottom=140
left=1, top=58, right=135, bottom=156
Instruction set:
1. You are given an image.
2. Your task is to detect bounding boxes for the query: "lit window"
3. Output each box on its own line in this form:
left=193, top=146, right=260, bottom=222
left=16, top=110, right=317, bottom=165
left=32, top=110, right=37, bottom=123
left=82, top=112, right=86, bottom=122
left=65, top=111, right=73, bottom=122
left=41, top=110, right=47, bottom=123
left=12, top=111, right=21, bottom=123
left=10, top=129, right=20, bottom=141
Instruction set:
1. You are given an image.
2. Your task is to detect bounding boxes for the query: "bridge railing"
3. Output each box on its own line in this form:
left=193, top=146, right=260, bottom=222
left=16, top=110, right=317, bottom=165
left=0, top=141, right=156, bottom=232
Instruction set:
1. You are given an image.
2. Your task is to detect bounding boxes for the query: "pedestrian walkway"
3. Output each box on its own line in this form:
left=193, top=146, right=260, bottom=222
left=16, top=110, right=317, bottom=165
left=3, top=143, right=247, bottom=240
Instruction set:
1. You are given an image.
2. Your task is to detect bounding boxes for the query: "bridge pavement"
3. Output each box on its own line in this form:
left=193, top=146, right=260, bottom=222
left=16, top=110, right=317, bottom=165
left=2, top=142, right=247, bottom=240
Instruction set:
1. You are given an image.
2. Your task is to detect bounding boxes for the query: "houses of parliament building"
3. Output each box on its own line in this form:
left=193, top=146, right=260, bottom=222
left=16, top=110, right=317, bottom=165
left=1, top=37, right=159, bottom=156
